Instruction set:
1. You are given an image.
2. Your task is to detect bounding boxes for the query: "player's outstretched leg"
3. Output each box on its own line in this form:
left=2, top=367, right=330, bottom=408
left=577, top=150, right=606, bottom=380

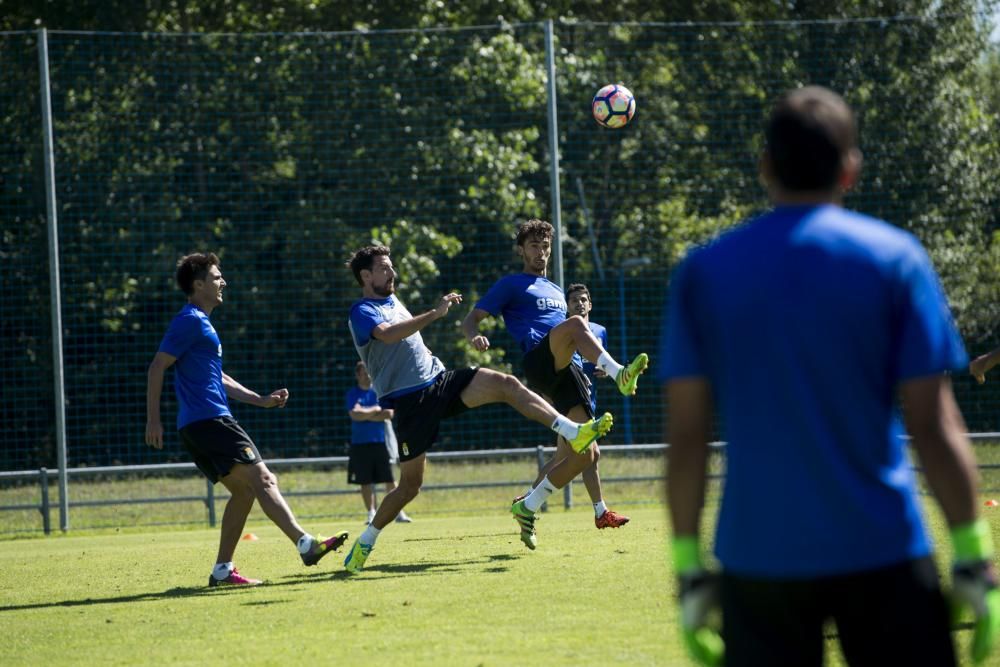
left=511, top=498, right=538, bottom=550
left=615, top=353, right=649, bottom=396
left=568, top=412, right=614, bottom=454
left=301, top=530, right=350, bottom=566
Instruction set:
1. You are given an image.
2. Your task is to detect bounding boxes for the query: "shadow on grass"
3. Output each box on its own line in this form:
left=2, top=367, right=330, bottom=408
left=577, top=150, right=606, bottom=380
left=0, top=569, right=357, bottom=613
left=0, top=584, right=259, bottom=613
left=0, top=553, right=524, bottom=611
left=329, top=553, right=522, bottom=581
left=401, top=532, right=514, bottom=543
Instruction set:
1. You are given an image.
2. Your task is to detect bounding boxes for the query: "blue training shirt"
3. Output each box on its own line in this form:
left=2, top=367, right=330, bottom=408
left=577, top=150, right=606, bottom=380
left=658, top=204, right=967, bottom=578
left=573, top=321, right=608, bottom=413
left=345, top=385, right=386, bottom=444
left=158, top=303, right=232, bottom=430
left=475, top=273, right=567, bottom=354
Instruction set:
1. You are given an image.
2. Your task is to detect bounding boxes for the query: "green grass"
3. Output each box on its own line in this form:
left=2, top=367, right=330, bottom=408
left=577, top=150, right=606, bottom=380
left=2, top=451, right=1000, bottom=665
left=1, top=500, right=996, bottom=666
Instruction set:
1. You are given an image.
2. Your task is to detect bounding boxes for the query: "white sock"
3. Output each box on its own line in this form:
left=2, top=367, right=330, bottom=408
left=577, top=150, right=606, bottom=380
left=597, top=351, right=624, bottom=380
left=524, top=476, right=558, bottom=512
left=212, top=561, right=234, bottom=580
left=551, top=415, right=579, bottom=441
left=296, top=533, right=316, bottom=554
left=594, top=500, right=608, bottom=518
left=360, top=524, right=381, bottom=545
left=367, top=508, right=377, bottom=522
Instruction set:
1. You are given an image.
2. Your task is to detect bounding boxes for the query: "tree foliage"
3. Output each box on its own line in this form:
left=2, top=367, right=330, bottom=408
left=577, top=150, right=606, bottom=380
left=2, top=1, right=999, bottom=467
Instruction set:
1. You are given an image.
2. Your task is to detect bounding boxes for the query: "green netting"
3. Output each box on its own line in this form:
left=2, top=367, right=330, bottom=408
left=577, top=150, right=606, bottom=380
left=1, top=17, right=999, bottom=472
left=0, top=32, right=53, bottom=470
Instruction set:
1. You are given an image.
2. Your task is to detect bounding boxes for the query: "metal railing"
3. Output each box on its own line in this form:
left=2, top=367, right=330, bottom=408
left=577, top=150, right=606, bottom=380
left=3, top=436, right=998, bottom=535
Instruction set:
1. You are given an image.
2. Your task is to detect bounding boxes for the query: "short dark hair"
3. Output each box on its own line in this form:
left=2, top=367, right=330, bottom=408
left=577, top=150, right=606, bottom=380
left=565, top=283, right=590, bottom=301
left=175, top=252, right=220, bottom=295
left=764, top=86, right=857, bottom=192
left=348, top=245, right=390, bottom=286
left=355, top=360, right=367, bottom=372
left=516, top=219, right=553, bottom=246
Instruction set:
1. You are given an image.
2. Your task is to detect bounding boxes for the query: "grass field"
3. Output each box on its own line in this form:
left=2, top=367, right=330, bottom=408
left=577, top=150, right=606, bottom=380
left=2, top=452, right=1000, bottom=665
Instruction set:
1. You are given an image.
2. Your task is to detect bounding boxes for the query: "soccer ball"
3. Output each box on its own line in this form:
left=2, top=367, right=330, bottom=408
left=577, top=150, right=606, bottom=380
left=592, top=83, right=636, bottom=129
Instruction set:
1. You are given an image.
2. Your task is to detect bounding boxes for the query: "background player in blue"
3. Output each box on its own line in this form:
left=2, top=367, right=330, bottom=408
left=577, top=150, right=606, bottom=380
left=146, top=252, right=349, bottom=586
left=660, top=87, right=999, bottom=666
left=527, top=283, right=630, bottom=529
left=462, top=220, right=646, bottom=538
left=342, top=245, right=613, bottom=573
left=346, top=360, right=411, bottom=525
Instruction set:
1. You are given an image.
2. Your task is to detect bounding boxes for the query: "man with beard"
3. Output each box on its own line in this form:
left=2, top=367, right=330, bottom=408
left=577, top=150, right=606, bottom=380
left=462, top=220, right=647, bottom=545
left=342, top=245, right=614, bottom=573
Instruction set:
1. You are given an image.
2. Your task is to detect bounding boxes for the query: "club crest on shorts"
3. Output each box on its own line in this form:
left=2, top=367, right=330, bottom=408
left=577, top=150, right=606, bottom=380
left=402, top=442, right=409, bottom=456
left=242, top=447, right=256, bottom=461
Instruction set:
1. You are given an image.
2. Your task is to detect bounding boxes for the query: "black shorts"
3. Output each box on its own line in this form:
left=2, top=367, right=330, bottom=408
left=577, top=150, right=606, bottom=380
left=721, top=556, right=955, bottom=667
left=348, top=442, right=394, bottom=485
left=179, top=416, right=263, bottom=483
left=393, top=369, right=478, bottom=462
left=522, top=333, right=595, bottom=418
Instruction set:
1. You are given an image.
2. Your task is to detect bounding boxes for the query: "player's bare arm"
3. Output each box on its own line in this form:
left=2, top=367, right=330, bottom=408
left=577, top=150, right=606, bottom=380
left=371, top=292, right=463, bottom=344
left=970, top=345, right=1000, bottom=384
left=222, top=373, right=289, bottom=408
left=461, top=307, right=491, bottom=351
left=901, top=374, right=979, bottom=527
left=145, top=351, right=177, bottom=449
left=349, top=403, right=393, bottom=421
left=664, top=378, right=713, bottom=537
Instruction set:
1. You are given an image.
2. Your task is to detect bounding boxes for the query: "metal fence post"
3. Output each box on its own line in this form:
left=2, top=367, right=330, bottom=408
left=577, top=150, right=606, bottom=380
left=40, top=467, right=51, bottom=534
left=37, top=27, right=70, bottom=532
left=206, top=478, right=216, bottom=527
left=544, top=18, right=564, bottom=288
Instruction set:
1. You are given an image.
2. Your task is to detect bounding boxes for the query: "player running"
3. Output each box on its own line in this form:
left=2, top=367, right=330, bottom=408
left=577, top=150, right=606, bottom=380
left=146, top=252, right=349, bottom=587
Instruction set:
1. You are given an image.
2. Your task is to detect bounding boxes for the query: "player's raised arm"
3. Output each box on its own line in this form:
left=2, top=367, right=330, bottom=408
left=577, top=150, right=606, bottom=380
left=371, top=292, right=462, bottom=344
left=462, top=307, right=491, bottom=351
left=222, top=373, right=289, bottom=408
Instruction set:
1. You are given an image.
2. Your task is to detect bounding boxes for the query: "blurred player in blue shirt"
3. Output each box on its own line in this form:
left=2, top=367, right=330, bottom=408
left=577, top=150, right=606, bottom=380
left=146, top=252, right=349, bottom=587
left=346, top=360, right=411, bottom=525
left=660, top=86, right=998, bottom=667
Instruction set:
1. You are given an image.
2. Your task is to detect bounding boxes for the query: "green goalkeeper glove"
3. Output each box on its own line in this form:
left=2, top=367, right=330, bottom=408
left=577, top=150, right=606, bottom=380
left=672, top=536, right=724, bottom=667
left=950, top=519, right=1000, bottom=665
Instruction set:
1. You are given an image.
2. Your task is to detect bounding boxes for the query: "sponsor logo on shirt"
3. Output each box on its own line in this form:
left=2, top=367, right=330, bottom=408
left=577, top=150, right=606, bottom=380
left=535, top=297, right=566, bottom=311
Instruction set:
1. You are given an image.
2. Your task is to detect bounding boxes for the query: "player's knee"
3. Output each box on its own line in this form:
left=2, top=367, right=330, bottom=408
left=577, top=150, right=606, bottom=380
left=566, top=314, right=587, bottom=333
left=502, top=372, right=524, bottom=395
left=398, top=480, right=421, bottom=501
left=255, top=466, right=279, bottom=490
left=591, top=444, right=601, bottom=464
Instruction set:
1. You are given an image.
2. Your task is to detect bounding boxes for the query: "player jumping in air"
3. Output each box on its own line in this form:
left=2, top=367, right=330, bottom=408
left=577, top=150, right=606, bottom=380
left=341, top=245, right=613, bottom=573
left=462, top=220, right=647, bottom=548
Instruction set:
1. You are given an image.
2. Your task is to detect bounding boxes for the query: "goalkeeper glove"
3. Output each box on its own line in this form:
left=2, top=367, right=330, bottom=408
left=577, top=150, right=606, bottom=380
left=950, top=518, right=1000, bottom=665
left=672, top=536, right=724, bottom=667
